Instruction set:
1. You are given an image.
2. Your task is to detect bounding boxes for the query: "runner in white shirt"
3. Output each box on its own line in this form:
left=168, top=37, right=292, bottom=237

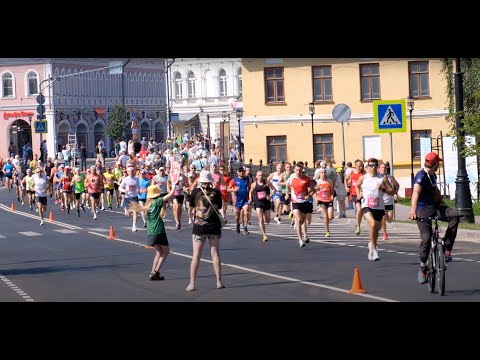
left=119, top=167, right=141, bottom=231
left=31, top=167, right=49, bottom=225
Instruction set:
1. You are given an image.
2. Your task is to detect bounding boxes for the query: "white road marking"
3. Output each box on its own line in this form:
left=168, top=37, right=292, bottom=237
left=0, top=204, right=81, bottom=230
left=0, top=275, right=35, bottom=302
left=18, top=231, right=42, bottom=237
left=87, top=230, right=398, bottom=302
left=53, top=229, right=78, bottom=234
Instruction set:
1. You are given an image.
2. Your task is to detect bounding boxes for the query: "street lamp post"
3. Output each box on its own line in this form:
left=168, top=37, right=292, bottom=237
left=309, top=102, right=315, bottom=165
left=408, top=96, right=415, bottom=188
left=454, top=58, right=475, bottom=223
left=236, top=108, right=243, bottom=164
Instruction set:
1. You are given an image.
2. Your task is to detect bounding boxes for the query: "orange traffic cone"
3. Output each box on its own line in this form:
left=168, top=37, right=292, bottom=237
left=10, top=202, right=16, bottom=211
left=108, top=226, right=116, bottom=240
left=348, top=267, right=367, bottom=294
left=49, top=211, right=54, bottom=222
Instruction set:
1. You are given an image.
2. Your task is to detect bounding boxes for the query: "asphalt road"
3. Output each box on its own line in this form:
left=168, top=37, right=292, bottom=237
left=1, top=177, right=480, bottom=302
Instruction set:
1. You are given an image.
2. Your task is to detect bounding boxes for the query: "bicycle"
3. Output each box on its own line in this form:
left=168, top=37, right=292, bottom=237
left=417, top=215, right=462, bottom=296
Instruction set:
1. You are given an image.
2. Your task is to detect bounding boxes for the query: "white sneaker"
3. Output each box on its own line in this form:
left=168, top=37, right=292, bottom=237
left=188, top=218, right=192, bottom=225
left=372, top=246, right=380, bottom=261
left=299, top=239, right=306, bottom=248
left=276, top=219, right=281, bottom=225
left=93, top=214, right=97, bottom=220
left=132, top=226, right=137, bottom=232
left=274, top=216, right=279, bottom=222
left=368, top=242, right=373, bottom=260
left=186, top=283, right=196, bottom=291
left=40, top=220, right=44, bottom=225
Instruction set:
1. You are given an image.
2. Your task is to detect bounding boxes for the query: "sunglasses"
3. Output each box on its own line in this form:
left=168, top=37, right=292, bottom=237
left=367, top=163, right=378, bottom=168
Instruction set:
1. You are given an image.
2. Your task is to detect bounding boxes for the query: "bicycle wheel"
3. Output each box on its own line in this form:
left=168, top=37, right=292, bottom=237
left=427, top=248, right=435, bottom=293
left=437, top=244, right=446, bottom=296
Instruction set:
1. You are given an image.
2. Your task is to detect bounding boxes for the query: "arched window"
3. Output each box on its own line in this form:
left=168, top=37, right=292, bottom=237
left=187, top=71, right=196, bottom=98
left=94, top=123, right=104, bottom=148
left=76, top=123, right=88, bottom=153
left=57, top=122, right=71, bottom=153
left=2, top=73, right=14, bottom=97
left=174, top=72, right=182, bottom=99
left=154, top=121, right=165, bottom=143
left=219, top=69, right=227, bottom=97
left=27, top=71, right=39, bottom=96
left=141, top=121, right=150, bottom=141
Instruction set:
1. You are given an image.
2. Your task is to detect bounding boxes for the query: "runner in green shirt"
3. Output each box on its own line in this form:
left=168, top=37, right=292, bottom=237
left=73, top=168, right=86, bottom=216
left=129, top=184, right=175, bottom=280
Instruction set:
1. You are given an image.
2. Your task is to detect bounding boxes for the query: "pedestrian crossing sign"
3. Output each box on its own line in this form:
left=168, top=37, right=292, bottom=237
left=373, top=100, right=406, bottom=133
left=34, top=121, right=48, bottom=133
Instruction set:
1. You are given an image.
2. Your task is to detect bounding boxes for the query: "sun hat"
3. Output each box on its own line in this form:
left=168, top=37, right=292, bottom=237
left=198, top=170, right=213, bottom=183
left=146, top=185, right=161, bottom=199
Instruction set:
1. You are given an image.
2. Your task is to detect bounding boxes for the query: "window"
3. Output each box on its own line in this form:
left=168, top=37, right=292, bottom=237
left=413, top=130, right=431, bottom=158
left=2, top=73, right=14, bottom=97
left=219, top=69, right=227, bottom=97
left=187, top=71, right=196, bottom=98
left=360, top=63, right=380, bottom=101
left=174, top=72, right=182, bottom=99
left=312, top=66, right=332, bottom=101
left=27, top=71, right=39, bottom=96
left=409, top=61, right=430, bottom=98
left=267, top=136, right=287, bottom=162
left=314, top=134, right=333, bottom=162
left=236, top=68, right=242, bottom=96
left=265, top=67, right=284, bottom=103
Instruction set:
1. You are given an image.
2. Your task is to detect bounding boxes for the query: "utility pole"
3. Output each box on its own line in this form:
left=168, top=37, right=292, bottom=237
left=165, top=58, right=175, bottom=140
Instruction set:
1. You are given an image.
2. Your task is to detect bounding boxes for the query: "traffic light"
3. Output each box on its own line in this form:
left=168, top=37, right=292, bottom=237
left=36, top=93, right=45, bottom=119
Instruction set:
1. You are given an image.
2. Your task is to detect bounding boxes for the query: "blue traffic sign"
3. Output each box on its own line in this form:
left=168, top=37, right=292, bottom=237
left=34, top=121, right=48, bottom=133
left=373, top=100, right=406, bottom=133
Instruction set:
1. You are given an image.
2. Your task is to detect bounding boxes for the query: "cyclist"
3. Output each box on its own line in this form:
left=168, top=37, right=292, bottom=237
left=409, top=152, right=460, bottom=284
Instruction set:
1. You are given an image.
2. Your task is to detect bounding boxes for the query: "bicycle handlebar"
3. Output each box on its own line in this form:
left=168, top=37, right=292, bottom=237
left=416, top=215, right=464, bottom=222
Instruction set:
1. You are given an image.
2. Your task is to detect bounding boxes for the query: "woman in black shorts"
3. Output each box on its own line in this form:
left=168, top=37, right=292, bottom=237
left=249, top=170, right=275, bottom=242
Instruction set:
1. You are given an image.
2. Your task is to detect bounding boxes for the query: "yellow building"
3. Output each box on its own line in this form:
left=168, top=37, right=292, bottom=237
left=241, top=58, right=451, bottom=196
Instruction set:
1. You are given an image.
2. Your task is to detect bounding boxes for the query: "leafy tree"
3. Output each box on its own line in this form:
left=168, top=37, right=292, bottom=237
left=441, top=58, right=480, bottom=158
left=105, top=104, right=128, bottom=142
left=442, top=58, right=480, bottom=199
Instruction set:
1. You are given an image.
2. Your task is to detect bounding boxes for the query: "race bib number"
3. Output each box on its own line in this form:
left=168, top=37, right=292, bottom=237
left=367, top=197, right=378, bottom=208
left=220, top=184, right=227, bottom=191
left=257, top=191, right=267, bottom=200
left=129, top=185, right=136, bottom=191
left=294, top=191, right=305, bottom=200
left=319, top=189, right=330, bottom=201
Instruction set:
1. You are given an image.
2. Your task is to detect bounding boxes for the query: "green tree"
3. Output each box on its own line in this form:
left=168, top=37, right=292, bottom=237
left=105, top=104, right=128, bottom=142
left=441, top=58, right=480, bottom=158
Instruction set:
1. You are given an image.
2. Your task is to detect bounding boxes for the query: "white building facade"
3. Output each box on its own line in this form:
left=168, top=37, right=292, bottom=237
left=167, top=58, right=243, bottom=149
